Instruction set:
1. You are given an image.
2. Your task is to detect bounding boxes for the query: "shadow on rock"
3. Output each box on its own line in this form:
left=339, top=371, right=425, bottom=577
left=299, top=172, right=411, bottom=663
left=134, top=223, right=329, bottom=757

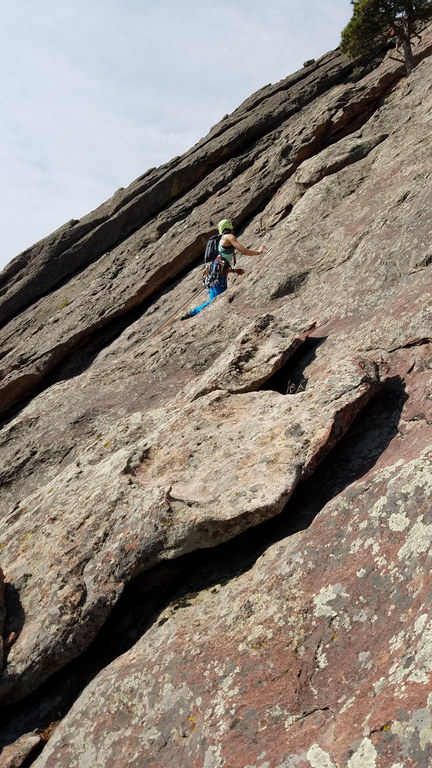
left=261, top=335, right=327, bottom=394
left=272, top=375, right=407, bottom=537
left=2, top=584, right=25, bottom=667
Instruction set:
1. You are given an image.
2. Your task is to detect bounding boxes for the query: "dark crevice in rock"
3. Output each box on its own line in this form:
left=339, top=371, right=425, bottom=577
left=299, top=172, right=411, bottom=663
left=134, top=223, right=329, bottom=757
left=0, top=377, right=406, bottom=752
left=327, top=101, right=381, bottom=144
left=300, top=706, right=333, bottom=720
left=261, top=336, right=327, bottom=394
left=407, top=414, right=432, bottom=425
left=269, top=270, right=310, bottom=300
left=388, top=337, right=431, bottom=353
left=415, top=253, right=432, bottom=268
left=11, top=738, right=45, bottom=768
left=262, top=376, right=407, bottom=537
left=0, top=395, right=34, bottom=433
left=270, top=204, right=294, bottom=227
left=0, top=347, right=13, bottom=363
left=2, top=584, right=25, bottom=667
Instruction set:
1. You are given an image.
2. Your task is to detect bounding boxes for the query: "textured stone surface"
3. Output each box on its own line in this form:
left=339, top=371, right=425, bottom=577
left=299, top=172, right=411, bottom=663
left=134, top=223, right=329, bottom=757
left=0, top=352, right=379, bottom=704
left=176, top=314, right=315, bottom=401
left=32, top=432, right=432, bottom=768
left=0, top=25, right=431, bottom=768
left=0, top=733, right=41, bottom=768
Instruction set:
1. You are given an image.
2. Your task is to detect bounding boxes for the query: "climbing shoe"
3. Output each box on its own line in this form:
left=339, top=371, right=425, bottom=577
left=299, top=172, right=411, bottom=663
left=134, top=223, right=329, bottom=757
left=180, top=311, right=194, bottom=320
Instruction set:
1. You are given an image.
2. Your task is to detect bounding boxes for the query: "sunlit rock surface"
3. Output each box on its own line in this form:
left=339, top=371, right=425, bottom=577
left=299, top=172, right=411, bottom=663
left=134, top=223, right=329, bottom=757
left=1, top=27, right=431, bottom=768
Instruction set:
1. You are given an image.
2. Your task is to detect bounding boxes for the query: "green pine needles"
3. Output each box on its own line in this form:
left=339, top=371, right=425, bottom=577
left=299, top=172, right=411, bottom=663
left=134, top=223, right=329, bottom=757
left=340, top=0, right=432, bottom=74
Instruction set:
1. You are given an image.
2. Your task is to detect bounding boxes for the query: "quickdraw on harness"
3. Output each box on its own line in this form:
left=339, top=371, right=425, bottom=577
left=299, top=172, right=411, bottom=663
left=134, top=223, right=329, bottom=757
left=202, top=255, right=232, bottom=289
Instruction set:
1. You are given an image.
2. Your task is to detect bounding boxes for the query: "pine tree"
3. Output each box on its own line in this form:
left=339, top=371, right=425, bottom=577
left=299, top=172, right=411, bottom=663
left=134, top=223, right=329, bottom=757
left=340, top=0, right=432, bottom=75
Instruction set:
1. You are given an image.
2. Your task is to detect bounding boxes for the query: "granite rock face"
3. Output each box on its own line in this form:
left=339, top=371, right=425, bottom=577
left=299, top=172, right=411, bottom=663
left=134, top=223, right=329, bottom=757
left=33, top=437, right=432, bottom=768
left=0, top=732, right=41, bottom=768
left=1, top=28, right=432, bottom=768
left=0, top=352, right=379, bottom=705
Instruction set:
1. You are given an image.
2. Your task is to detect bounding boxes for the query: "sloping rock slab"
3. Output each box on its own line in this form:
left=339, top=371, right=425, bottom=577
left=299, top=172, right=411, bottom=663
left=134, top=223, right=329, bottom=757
left=177, top=314, right=315, bottom=402
left=0, top=359, right=378, bottom=703
left=31, top=430, right=432, bottom=767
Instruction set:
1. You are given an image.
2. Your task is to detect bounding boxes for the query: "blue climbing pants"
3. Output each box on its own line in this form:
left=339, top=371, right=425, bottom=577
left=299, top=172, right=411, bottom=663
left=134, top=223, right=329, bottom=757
left=189, top=283, right=226, bottom=316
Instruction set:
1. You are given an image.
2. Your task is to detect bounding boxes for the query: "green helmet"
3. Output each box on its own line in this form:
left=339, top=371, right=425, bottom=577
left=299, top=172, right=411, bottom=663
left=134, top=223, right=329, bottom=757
left=218, top=218, right=234, bottom=235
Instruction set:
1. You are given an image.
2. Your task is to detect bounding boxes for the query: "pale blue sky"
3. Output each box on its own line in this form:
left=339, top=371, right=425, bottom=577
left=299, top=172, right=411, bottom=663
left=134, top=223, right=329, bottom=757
left=0, top=0, right=352, bottom=270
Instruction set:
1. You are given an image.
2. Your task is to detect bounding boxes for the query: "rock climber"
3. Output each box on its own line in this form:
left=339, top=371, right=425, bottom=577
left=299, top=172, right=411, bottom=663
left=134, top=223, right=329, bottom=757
left=181, top=219, right=265, bottom=319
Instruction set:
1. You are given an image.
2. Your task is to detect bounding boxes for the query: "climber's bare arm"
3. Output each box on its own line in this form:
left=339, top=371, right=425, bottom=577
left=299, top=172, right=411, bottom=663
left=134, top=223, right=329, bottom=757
left=222, top=233, right=265, bottom=256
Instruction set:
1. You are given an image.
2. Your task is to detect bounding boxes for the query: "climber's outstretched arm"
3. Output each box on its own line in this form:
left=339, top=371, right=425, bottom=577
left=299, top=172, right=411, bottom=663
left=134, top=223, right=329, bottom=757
left=223, top=233, right=265, bottom=257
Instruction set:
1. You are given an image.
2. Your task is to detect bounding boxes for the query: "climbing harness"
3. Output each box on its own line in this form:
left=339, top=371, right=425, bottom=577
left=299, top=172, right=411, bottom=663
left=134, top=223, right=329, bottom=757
left=140, top=226, right=238, bottom=341
left=202, top=255, right=231, bottom=289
